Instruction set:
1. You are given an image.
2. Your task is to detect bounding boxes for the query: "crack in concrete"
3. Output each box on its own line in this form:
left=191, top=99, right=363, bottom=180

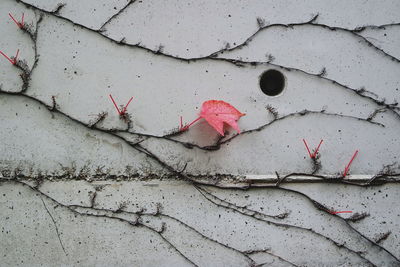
left=2, top=177, right=399, bottom=265
left=39, top=196, right=67, bottom=256
left=2, top=1, right=399, bottom=264
left=1, top=179, right=258, bottom=266
left=98, top=0, right=137, bottom=32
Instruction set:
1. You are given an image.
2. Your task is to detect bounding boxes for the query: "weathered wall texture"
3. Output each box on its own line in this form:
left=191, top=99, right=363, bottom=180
left=1, top=0, right=399, bottom=266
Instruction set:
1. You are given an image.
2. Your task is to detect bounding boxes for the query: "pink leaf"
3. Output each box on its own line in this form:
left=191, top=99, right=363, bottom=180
left=199, top=100, right=245, bottom=136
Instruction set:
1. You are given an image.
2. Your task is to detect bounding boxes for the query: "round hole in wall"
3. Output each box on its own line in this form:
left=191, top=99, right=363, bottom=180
left=259, top=69, right=285, bottom=96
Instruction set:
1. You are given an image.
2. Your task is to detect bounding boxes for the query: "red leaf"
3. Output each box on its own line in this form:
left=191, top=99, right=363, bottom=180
left=199, top=100, right=245, bottom=136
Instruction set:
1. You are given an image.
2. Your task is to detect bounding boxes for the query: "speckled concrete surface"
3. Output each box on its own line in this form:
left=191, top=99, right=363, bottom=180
left=0, top=0, right=399, bottom=266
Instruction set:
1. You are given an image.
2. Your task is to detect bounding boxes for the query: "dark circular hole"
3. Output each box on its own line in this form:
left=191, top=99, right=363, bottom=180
left=259, top=69, right=285, bottom=96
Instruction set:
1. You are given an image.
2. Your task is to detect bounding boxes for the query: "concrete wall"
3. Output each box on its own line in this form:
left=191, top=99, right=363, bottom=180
left=1, top=0, right=399, bottom=266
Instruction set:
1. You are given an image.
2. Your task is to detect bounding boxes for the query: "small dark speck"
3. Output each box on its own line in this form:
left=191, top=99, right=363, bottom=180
left=228, top=14, right=231, bottom=17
